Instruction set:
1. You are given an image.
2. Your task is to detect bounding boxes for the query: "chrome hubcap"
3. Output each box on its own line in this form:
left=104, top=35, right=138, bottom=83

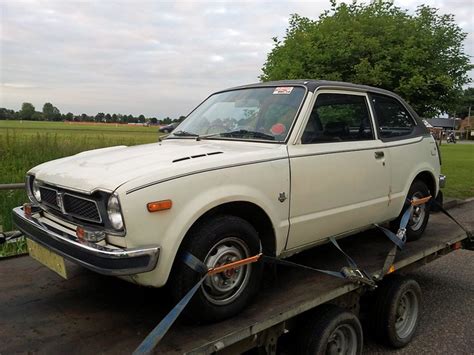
left=395, top=290, right=418, bottom=339
left=410, top=194, right=426, bottom=231
left=326, top=324, right=358, bottom=355
left=202, top=237, right=251, bottom=305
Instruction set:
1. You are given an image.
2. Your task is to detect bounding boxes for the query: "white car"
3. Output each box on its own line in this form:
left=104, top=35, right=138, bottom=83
left=14, top=80, right=444, bottom=322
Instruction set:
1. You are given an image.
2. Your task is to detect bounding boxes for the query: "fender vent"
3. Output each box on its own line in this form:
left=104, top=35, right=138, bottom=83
left=172, top=151, right=223, bottom=163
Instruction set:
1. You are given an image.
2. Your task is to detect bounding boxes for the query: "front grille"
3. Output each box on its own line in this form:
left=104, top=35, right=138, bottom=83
left=38, top=185, right=102, bottom=223
left=40, top=187, right=59, bottom=209
left=63, top=194, right=101, bottom=222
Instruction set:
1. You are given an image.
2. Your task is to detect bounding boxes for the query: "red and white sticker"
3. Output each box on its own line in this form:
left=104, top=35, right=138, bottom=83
left=273, top=87, right=294, bottom=95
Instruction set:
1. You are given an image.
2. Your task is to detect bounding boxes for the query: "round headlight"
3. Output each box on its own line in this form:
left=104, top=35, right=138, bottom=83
left=107, top=194, right=124, bottom=230
left=32, top=179, right=42, bottom=202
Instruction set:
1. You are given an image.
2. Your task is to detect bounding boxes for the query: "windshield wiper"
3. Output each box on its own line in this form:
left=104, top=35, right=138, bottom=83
left=220, top=129, right=276, bottom=141
left=171, top=129, right=276, bottom=141
left=171, top=130, right=199, bottom=137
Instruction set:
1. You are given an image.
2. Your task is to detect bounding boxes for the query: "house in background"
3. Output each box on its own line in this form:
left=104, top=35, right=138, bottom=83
left=425, top=118, right=461, bottom=131
left=425, top=117, right=473, bottom=141
left=459, top=116, right=473, bottom=131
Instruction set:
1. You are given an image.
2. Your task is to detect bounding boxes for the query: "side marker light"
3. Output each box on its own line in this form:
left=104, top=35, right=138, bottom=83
left=147, top=200, right=172, bottom=212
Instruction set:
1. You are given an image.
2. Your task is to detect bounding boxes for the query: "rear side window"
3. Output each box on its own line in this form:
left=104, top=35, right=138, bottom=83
left=302, top=93, right=374, bottom=144
left=371, top=94, right=415, bottom=139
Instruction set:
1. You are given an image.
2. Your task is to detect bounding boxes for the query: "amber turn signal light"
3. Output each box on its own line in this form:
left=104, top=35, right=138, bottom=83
left=147, top=200, right=172, bottom=212
left=23, top=203, right=32, bottom=217
left=76, top=227, right=85, bottom=240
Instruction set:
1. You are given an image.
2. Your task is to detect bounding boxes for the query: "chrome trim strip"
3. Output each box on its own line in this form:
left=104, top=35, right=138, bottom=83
left=127, top=136, right=425, bottom=194
left=126, top=156, right=288, bottom=194
left=13, top=207, right=159, bottom=276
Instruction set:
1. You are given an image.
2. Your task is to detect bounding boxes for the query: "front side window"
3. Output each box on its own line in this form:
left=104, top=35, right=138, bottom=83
left=302, top=93, right=374, bottom=144
left=171, top=86, right=306, bottom=142
left=371, top=94, right=415, bottom=139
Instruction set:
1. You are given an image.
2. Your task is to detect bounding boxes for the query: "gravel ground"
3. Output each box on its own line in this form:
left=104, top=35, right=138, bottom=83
left=364, top=249, right=474, bottom=354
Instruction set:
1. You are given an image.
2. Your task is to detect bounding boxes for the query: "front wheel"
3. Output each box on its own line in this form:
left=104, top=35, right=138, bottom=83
left=170, top=215, right=262, bottom=323
left=390, top=180, right=431, bottom=242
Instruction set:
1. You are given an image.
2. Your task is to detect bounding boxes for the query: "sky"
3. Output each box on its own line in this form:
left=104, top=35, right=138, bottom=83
left=1, top=0, right=473, bottom=118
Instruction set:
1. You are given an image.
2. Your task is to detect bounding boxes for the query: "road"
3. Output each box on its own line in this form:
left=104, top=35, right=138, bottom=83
left=364, top=248, right=474, bottom=354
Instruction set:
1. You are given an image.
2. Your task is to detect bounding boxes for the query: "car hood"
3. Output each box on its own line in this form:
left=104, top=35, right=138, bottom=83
left=30, top=139, right=288, bottom=194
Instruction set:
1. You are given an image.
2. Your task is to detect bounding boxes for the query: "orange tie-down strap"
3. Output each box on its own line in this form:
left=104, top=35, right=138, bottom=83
left=410, top=195, right=432, bottom=207
left=207, top=253, right=263, bottom=275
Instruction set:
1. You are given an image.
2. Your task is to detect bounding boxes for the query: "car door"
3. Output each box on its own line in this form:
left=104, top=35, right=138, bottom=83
left=286, top=90, right=392, bottom=250
left=369, top=93, right=429, bottom=218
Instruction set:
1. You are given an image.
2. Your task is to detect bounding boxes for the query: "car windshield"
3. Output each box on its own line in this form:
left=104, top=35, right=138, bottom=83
left=171, top=86, right=306, bottom=142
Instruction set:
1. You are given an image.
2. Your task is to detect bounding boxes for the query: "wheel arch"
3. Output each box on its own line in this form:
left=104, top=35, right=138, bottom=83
left=413, top=170, right=437, bottom=197
left=183, top=201, right=277, bottom=257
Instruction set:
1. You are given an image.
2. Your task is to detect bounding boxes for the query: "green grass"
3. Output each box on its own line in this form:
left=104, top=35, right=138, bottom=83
left=439, top=144, right=474, bottom=199
left=0, top=121, right=160, bottom=256
left=1, top=120, right=473, bottom=257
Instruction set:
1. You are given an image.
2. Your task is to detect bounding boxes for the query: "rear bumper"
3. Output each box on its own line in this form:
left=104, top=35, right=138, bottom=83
left=12, top=206, right=160, bottom=276
left=439, top=174, right=446, bottom=188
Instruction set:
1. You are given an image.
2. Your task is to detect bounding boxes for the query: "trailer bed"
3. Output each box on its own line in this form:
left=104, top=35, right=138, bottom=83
left=0, top=201, right=472, bottom=354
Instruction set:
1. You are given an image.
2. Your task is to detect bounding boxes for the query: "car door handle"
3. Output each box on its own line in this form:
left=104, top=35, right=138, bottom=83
left=374, top=151, right=384, bottom=159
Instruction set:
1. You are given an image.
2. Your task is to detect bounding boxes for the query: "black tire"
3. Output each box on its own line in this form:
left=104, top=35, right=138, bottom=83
left=431, top=190, right=443, bottom=213
left=170, top=215, right=262, bottom=323
left=390, top=180, right=431, bottom=242
left=297, top=305, right=363, bottom=355
left=370, top=276, right=422, bottom=348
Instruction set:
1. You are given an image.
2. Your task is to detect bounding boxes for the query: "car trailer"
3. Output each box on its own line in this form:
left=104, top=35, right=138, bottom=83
left=0, top=201, right=472, bottom=354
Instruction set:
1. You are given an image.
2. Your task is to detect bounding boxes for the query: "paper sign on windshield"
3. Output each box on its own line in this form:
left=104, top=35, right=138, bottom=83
left=273, top=87, right=294, bottom=95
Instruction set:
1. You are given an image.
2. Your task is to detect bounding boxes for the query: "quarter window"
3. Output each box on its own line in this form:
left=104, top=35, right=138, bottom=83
left=302, top=93, right=374, bottom=144
left=371, top=94, right=415, bottom=139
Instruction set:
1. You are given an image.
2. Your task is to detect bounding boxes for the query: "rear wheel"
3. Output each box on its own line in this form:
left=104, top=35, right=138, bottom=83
left=390, top=180, right=431, bottom=242
left=170, top=215, right=262, bottom=323
left=297, top=305, right=363, bottom=355
left=369, top=276, right=421, bottom=348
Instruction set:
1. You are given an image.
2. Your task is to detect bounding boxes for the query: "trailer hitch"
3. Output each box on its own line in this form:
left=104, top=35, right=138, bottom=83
left=462, top=233, right=474, bottom=251
left=0, top=230, right=23, bottom=245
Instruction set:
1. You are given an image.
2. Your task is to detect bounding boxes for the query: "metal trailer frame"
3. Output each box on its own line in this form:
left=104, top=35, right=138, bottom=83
left=0, top=202, right=472, bottom=354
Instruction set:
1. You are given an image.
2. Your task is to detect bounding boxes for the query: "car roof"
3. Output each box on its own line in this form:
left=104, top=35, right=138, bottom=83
left=224, top=79, right=398, bottom=97
left=217, top=79, right=422, bottom=123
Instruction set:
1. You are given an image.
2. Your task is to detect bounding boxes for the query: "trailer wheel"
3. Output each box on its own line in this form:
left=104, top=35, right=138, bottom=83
left=297, top=305, right=363, bottom=355
left=370, top=276, right=421, bottom=348
left=170, top=215, right=262, bottom=323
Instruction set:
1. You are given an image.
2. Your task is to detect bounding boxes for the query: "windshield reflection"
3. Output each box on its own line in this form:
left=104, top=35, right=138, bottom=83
left=171, top=86, right=306, bottom=142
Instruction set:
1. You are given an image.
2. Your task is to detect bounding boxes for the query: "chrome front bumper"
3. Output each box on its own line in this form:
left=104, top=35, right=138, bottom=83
left=12, top=206, right=160, bottom=276
left=439, top=174, right=446, bottom=188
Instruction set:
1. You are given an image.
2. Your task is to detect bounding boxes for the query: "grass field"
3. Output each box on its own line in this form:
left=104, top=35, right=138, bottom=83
left=1, top=120, right=473, bottom=257
left=0, top=121, right=160, bottom=256
left=439, top=144, right=474, bottom=199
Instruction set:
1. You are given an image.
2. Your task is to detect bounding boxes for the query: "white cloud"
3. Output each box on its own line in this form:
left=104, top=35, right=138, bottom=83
left=0, top=0, right=472, bottom=117
left=210, top=55, right=225, bottom=62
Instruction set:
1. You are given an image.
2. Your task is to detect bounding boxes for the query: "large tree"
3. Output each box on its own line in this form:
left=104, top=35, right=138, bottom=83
left=260, top=1, right=472, bottom=117
left=454, top=87, right=474, bottom=118
left=19, top=102, right=36, bottom=120
left=43, top=102, right=61, bottom=121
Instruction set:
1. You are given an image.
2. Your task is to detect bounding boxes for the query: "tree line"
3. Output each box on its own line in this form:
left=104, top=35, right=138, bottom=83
left=0, top=102, right=185, bottom=125
left=260, top=1, right=473, bottom=118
